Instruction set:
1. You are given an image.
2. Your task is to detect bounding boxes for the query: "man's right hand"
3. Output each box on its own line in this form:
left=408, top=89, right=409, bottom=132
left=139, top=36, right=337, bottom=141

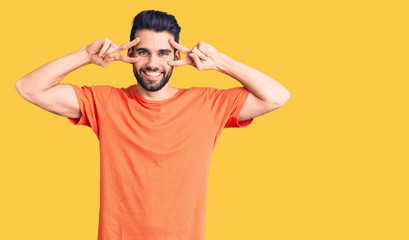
left=15, top=37, right=142, bottom=119
left=86, top=37, right=141, bottom=67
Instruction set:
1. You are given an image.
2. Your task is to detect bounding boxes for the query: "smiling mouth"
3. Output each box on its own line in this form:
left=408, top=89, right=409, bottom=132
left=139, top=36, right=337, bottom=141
left=142, top=71, right=163, bottom=79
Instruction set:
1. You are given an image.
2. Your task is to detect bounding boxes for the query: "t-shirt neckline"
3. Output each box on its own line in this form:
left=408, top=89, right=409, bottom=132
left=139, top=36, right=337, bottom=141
left=131, top=85, right=185, bottom=104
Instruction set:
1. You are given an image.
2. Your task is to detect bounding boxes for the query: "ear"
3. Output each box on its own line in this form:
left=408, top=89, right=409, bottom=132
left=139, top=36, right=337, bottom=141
left=174, top=50, right=181, bottom=60
left=127, top=48, right=133, bottom=58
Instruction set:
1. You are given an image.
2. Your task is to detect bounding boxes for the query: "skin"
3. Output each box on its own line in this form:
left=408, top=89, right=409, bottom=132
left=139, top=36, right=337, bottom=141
left=15, top=29, right=290, bottom=121
left=127, top=30, right=181, bottom=100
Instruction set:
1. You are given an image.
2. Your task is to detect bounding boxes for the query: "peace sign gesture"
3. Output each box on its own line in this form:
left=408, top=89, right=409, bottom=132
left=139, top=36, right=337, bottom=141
left=168, top=39, right=222, bottom=71
left=86, top=37, right=141, bottom=68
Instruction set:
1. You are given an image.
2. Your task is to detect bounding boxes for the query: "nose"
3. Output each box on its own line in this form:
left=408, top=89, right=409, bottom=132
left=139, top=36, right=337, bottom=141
left=146, top=54, right=161, bottom=70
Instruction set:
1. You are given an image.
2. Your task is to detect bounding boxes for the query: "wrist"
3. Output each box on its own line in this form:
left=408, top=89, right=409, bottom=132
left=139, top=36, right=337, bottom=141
left=215, top=53, right=232, bottom=74
left=76, top=46, right=92, bottom=65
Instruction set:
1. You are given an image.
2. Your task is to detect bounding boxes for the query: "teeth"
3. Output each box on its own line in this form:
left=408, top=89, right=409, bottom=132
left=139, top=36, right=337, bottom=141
left=144, top=71, right=161, bottom=76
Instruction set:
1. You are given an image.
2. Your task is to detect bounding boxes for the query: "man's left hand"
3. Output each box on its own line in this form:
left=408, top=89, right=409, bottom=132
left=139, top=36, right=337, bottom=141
left=168, top=39, right=222, bottom=71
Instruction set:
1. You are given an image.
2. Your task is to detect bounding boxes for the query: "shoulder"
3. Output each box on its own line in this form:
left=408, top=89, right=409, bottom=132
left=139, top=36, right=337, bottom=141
left=70, top=85, right=119, bottom=104
left=185, top=86, right=216, bottom=92
left=72, top=84, right=116, bottom=94
left=183, top=86, right=249, bottom=99
left=182, top=87, right=227, bottom=102
left=183, top=86, right=215, bottom=97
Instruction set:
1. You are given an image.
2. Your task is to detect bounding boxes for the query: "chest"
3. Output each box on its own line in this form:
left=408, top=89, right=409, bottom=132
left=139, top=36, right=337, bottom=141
left=99, top=98, right=217, bottom=151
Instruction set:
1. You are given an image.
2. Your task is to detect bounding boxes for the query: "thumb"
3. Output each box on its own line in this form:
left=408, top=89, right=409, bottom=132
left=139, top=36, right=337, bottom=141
left=167, top=60, right=177, bottom=67
left=167, top=59, right=188, bottom=67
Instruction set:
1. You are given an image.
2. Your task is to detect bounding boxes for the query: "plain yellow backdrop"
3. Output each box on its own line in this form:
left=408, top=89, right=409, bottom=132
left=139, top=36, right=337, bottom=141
left=1, top=0, right=408, bottom=239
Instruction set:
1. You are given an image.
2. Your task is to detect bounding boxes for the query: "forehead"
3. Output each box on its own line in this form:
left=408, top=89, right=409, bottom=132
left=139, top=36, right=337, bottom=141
left=134, top=30, right=174, bottom=50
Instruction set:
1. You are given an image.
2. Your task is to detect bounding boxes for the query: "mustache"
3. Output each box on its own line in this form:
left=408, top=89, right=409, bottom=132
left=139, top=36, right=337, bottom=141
left=140, top=67, right=164, bottom=72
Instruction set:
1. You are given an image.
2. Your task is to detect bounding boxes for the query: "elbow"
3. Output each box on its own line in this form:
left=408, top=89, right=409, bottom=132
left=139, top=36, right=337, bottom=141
left=281, top=90, right=291, bottom=105
left=15, top=79, right=24, bottom=96
left=15, top=79, right=32, bottom=101
left=271, top=90, right=291, bottom=108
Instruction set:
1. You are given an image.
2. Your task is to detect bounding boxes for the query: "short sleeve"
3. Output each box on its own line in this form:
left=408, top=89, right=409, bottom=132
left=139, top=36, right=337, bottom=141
left=209, top=87, right=254, bottom=128
left=67, top=85, right=113, bottom=137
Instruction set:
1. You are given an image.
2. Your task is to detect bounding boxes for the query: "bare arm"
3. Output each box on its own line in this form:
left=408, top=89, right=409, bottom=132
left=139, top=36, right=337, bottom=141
left=168, top=39, right=290, bottom=121
left=15, top=38, right=141, bottom=118
left=15, top=46, right=91, bottom=118
left=215, top=53, right=290, bottom=121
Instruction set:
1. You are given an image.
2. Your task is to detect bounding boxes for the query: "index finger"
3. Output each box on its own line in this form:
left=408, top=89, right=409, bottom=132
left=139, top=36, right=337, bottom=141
left=168, top=59, right=189, bottom=67
left=119, top=37, right=141, bottom=50
left=168, top=38, right=190, bottom=54
left=120, top=55, right=141, bottom=64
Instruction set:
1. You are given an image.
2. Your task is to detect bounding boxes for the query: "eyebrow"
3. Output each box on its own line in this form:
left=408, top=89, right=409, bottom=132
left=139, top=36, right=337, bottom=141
left=135, top=48, right=173, bottom=53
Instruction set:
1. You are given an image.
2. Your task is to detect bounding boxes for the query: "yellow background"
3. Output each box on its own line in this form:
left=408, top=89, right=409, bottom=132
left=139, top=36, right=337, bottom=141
left=1, top=0, right=408, bottom=239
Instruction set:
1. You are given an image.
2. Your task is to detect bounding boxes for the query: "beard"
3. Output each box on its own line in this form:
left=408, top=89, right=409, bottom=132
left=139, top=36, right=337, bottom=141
left=133, top=65, right=173, bottom=92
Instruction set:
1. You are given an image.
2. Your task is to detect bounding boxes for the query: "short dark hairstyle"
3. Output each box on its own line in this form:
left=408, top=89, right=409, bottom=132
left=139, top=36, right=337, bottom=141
left=130, top=10, right=181, bottom=45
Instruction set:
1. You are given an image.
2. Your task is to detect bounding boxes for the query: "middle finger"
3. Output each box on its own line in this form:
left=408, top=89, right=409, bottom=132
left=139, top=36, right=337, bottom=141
left=119, top=37, right=141, bottom=50
left=169, top=38, right=191, bottom=54
left=192, top=46, right=208, bottom=60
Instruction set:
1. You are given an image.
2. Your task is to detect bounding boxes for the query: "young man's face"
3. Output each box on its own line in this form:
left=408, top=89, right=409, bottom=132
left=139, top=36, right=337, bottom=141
left=128, top=29, right=180, bottom=92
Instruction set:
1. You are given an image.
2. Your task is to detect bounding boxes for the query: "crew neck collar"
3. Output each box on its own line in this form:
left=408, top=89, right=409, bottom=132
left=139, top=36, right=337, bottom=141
left=130, top=85, right=185, bottom=104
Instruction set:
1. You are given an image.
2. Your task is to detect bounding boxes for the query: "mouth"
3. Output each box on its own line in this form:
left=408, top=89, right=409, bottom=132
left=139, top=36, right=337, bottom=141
left=142, top=71, right=163, bottom=80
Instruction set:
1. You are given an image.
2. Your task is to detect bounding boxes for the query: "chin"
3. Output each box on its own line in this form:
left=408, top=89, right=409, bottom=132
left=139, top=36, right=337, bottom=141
left=134, top=73, right=171, bottom=92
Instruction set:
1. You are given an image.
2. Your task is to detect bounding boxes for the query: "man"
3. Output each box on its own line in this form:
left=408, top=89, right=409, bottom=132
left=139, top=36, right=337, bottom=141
left=15, top=10, right=290, bottom=240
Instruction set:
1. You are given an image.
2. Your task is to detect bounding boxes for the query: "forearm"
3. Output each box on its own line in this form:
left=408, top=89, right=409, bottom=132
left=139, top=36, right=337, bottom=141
left=216, top=53, right=290, bottom=105
left=15, top=46, right=91, bottom=94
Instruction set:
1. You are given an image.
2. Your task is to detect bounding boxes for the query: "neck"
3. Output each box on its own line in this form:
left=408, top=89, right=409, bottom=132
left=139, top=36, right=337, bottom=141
left=135, top=84, right=179, bottom=101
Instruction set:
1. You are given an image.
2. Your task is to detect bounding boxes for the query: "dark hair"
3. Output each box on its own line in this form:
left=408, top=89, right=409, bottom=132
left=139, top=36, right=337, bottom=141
left=130, top=10, right=181, bottom=45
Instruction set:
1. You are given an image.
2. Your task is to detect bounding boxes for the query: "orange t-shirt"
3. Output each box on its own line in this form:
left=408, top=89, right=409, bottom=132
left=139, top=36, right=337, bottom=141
left=68, top=84, right=253, bottom=240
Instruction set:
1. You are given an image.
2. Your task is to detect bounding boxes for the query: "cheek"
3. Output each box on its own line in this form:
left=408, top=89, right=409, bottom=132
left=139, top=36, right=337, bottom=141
left=133, top=60, right=145, bottom=69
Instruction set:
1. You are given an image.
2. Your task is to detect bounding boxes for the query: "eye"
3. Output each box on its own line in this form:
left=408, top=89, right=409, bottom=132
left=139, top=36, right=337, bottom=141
left=160, top=51, right=169, bottom=56
left=138, top=51, right=148, bottom=56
